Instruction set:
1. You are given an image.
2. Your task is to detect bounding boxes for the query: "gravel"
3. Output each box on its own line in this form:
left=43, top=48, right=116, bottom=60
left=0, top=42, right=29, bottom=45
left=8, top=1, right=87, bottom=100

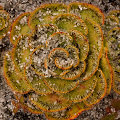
left=0, top=0, right=120, bottom=120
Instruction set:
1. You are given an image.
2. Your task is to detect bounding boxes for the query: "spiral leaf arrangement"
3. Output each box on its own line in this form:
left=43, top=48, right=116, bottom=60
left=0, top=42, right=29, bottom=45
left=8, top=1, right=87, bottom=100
left=3, top=3, right=120, bottom=120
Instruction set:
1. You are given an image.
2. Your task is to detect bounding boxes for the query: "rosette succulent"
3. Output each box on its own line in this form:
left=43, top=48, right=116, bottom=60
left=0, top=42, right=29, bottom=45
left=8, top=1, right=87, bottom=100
left=3, top=3, right=120, bottom=120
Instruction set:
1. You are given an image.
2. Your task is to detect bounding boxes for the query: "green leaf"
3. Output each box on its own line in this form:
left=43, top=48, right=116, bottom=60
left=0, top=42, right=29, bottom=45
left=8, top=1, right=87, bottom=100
left=0, top=17, right=5, bottom=30
left=10, top=12, right=32, bottom=45
left=68, top=2, right=104, bottom=25
left=84, top=70, right=107, bottom=106
left=29, top=24, right=58, bottom=49
left=61, top=75, right=97, bottom=102
left=24, top=64, right=52, bottom=95
left=12, top=34, right=31, bottom=74
left=44, top=77, right=79, bottom=93
left=112, top=70, right=120, bottom=94
left=68, top=29, right=89, bottom=61
left=46, top=32, right=73, bottom=49
left=29, top=93, right=71, bottom=112
left=28, top=4, right=67, bottom=29
left=30, top=45, right=47, bottom=76
left=4, top=52, right=31, bottom=94
left=45, top=102, right=91, bottom=120
left=80, top=19, right=103, bottom=80
left=18, top=94, right=43, bottom=114
left=109, top=10, right=120, bottom=21
left=0, top=10, right=10, bottom=39
left=99, top=47, right=112, bottom=95
left=53, top=13, right=88, bottom=35
left=60, top=61, right=86, bottom=80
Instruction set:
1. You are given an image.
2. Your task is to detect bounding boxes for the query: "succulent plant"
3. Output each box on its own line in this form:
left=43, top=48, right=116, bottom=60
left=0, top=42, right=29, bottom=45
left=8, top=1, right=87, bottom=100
left=0, top=6, right=10, bottom=39
left=3, top=3, right=120, bottom=120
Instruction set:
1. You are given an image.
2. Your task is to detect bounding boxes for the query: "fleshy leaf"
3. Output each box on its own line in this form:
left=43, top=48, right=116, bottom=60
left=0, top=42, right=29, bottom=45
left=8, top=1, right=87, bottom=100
left=68, top=29, right=89, bottom=61
left=0, top=10, right=10, bottom=39
left=49, top=47, right=73, bottom=71
left=4, top=52, right=31, bottom=94
left=28, top=4, right=68, bottom=29
left=60, top=61, right=86, bottom=80
left=99, top=47, right=112, bottom=95
left=18, top=94, right=43, bottom=114
left=29, top=93, right=71, bottom=112
left=68, top=2, right=104, bottom=25
left=61, top=75, right=97, bottom=102
left=30, top=45, right=48, bottom=76
left=112, top=70, right=120, bottom=94
left=46, top=32, right=73, bottom=49
left=52, top=13, right=88, bottom=35
left=44, top=77, right=79, bottom=93
left=0, top=17, right=5, bottom=30
left=55, top=57, right=73, bottom=70
left=109, top=10, right=120, bottom=21
left=45, top=102, right=91, bottom=120
left=12, top=34, right=31, bottom=74
left=0, top=10, right=9, bottom=24
left=29, top=24, right=58, bottom=49
left=10, top=12, right=32, bottom=45
left=104, top=15, right=119, bottom=31
left=80, top=19, right=103, bottom=80
left=24, top=64, right=52, bottom=95
left=84, top=70, right=107, bottom=106
left=84, top=19, right=103, bottom=55
left=65, top=45, right=79, bottom=67
left=45, top=48, right=69, bottom=76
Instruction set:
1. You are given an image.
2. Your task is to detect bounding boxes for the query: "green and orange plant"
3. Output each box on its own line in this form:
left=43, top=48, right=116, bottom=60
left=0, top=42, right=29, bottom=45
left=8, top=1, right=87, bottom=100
left=2, top=3, right=120, bottom=120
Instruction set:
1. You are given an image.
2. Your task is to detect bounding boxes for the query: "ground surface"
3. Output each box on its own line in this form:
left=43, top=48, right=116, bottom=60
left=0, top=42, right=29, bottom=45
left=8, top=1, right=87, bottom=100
left=0, top=0, right=120, bottom=120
